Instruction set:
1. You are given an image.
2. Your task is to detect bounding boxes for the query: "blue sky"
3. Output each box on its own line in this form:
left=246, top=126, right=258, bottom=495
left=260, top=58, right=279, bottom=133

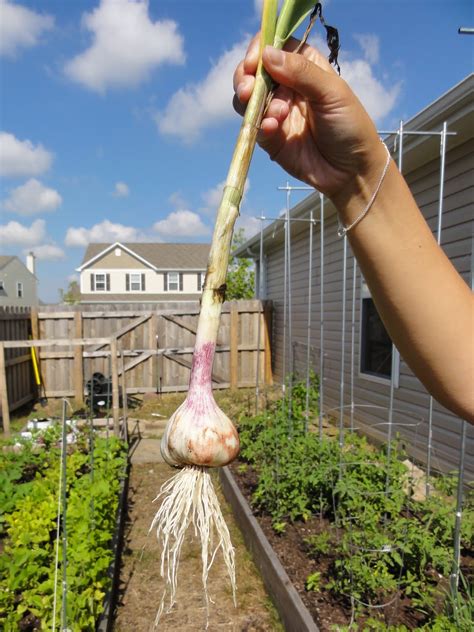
left=0, top=0, right=472, bottom=303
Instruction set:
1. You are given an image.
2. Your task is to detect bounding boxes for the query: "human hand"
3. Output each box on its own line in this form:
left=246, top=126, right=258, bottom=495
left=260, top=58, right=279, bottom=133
left=233, top=35, right=387, bottom=203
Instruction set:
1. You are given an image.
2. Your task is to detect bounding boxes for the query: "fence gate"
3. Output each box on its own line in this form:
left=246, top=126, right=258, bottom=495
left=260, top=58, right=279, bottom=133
left=4, top=300, right=273, bottom=403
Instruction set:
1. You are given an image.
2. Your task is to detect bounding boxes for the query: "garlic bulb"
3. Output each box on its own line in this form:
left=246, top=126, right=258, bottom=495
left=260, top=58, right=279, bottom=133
left=161, top=341, right=240, bottom=467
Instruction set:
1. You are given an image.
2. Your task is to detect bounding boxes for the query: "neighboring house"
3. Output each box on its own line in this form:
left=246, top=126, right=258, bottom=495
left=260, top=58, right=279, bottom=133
left=0, top=253, right=38, bottom=307
left=77, top=242, right=210, bottom=303
left=235, top=74, right=474, bottom=476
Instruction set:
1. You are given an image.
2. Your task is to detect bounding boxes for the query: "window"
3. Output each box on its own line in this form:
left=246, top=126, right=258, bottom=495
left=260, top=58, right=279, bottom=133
left=126, top=273, right=145, bottom=292
left=90, top=273, right=110, bottom=292
left=16, top=282, right=23, bottom=298
left=164, top=272, right=183, bottom=292
left=360, top=297, right=392, bottom=379
left=197, top=272, right=205, bottom=291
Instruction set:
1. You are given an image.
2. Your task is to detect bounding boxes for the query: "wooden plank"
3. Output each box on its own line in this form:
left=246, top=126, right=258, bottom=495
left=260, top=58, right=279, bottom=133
left=148, top=313, right=158, bottom=389
left=2, top=337, right=111, bottom=349
left=73, top=312, right=83, bottom=402
left=0, top=343, right=11, bottom=436
left=5, top=353, right=31, bottom=368
left=156, top=315, right=165, bottom=394
left=263, top=301, right=273, bottom=385
left=230, top=302, right=239, bottom=389
left=120, top=352, right=152, bottom=375
left=88, top=313, right=151, bottom=352
left=120, top=350, right=128, bottom=439
left=8, top=392, right=35, bottom=413
left=110, top=338, right=120, bottom=436
left=162, top=353, right=227, bottom=384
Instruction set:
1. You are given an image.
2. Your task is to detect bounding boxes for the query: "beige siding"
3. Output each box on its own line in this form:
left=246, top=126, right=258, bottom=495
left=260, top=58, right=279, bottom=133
left=265, top=139, right=474, bottom=477
left=80, top=269, right=202, bottom=297
left=90, top=247, right=145, bottom=269
left=0, top=259, right=37, bottom=307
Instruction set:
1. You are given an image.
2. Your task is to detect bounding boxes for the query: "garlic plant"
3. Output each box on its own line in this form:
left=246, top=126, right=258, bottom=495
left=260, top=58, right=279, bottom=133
left=150, top=0, right=320, bottom=626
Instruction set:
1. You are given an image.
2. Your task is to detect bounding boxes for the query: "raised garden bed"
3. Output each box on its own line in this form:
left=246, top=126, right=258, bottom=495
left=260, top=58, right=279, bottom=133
left=223, top=380, right=474, bottom=632
left=0, top=422, right=127, bottom=631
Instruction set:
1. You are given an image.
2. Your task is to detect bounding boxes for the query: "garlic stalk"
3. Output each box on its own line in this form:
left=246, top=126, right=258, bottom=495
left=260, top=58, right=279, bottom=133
left=151, top=1, right=319, bottom=626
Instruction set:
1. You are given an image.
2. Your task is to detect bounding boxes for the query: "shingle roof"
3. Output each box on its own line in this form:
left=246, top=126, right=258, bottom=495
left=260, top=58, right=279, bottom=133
left=81, top=243, right=210, bottom=269
left=0, top=256, right=15, bottom=270
left=80, top=293, right=200, bottom=303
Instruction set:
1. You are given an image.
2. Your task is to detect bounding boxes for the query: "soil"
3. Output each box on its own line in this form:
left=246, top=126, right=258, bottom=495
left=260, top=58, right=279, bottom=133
left=229, top=461, right=473, bottom=632
left=114, top=457, right=283, bottom=632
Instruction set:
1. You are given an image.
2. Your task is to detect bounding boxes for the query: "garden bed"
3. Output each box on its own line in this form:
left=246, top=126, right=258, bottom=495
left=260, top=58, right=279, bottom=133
left=0, top=422, right=127, bottom=631
left=226, top=380, right=473, bottom=631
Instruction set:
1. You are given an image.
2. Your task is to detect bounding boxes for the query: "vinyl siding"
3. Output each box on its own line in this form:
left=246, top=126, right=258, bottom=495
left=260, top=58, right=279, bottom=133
left=264, top=138, right=474, bottom=477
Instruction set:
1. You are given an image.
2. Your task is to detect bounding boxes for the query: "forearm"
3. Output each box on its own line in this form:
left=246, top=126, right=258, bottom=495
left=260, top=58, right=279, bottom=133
left=333, top=152, right=474, bottom=422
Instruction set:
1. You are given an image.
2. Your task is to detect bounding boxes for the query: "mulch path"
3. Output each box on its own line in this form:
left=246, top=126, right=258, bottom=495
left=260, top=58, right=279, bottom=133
left=114, top=456, right=282, bottom=632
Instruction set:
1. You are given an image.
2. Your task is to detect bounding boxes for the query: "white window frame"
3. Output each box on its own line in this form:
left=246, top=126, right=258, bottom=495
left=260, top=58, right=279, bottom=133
left=198, top=272, right=205, bottom=291
left=94, top=273, right=107, bottom=292
left=16, top=281, right=23, bottom=298
left=168, top=272, right=179, bottom=292
left=358, top=279, right=399, bottom=387
left=129, top=273, right=143, bottom=292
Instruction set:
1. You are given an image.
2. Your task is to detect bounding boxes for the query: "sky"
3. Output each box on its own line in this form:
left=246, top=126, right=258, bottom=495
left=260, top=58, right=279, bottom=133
left=0, top=0, right=472, bottom=303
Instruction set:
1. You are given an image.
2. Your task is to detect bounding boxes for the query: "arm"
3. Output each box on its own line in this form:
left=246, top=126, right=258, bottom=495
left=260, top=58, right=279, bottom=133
left=335, top=150, right=474, bottom=421
left=234, top=37, right=474, bottom=422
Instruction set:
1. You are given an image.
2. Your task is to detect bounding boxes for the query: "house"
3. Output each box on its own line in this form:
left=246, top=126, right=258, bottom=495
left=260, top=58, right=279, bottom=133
left=77, top=242, right=210, bottom=303
left=0, top=253, right=38, bottom=307
left=235, top=74, right=474, bottom=476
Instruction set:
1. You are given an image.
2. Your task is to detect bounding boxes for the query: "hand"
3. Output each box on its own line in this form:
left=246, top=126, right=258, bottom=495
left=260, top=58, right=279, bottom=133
left=233, top=35, right=386, bottom=202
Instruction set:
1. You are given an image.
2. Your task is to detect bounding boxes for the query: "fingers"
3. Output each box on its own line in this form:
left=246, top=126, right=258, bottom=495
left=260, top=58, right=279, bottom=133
left=233, top=34, right=260, bottom=102
left=261, top=46, right=339, bottom=104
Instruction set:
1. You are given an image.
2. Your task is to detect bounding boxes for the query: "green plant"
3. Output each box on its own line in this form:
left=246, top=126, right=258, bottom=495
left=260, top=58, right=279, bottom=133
left=305, top=571, right=322, bottom=592
left=304, top=531, right=332, bottom=557
left=235, top=376, right=474, bottom=627
left=226, top=228, right=255, bottom=300
left=0, top=432, right=126, bottom=631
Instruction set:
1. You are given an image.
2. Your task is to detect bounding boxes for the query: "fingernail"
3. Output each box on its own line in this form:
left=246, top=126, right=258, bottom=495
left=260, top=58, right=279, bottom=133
left=264, top=46, right=284, bottom=67
left=236, top=82, right=245, bottom=99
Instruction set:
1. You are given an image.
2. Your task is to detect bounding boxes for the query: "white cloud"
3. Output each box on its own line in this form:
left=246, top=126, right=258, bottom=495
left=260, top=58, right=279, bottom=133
left=64, top=219, right=152, bottom=247
left=0, top=0, right=54, bottom=58
left=0, top=218, right=46, bottom=246
left=310, top=33, right=400, bottom=124
left=156, top=36, right=249, bottom=142
left=0, top=132, right=53, bottom=177
left=2, top=178, right=62, bottom=215
left=236, top=213, right=260, bottom=240
left=112, top=181, right=130, bottom=197
left=28, top=243, right=65, bottom=261
left=354, top=34, right=380, bottom=65
left=64, top=0, right=185, bottom=93
left=153, top=210, right=210, bottom=238
left=342, top=59, right=400, bottom=123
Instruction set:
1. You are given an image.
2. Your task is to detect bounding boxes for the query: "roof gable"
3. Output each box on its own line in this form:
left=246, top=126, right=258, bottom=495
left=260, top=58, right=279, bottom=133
left=78, top=242, right=210, bottom=272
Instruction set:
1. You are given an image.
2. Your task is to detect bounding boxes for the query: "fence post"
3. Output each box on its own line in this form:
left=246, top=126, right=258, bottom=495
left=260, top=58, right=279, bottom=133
left=73, top=312, right=83, bottom=403
left=263, top=301, right=273, bottom=385
left=30, top=307, right=41, bottom=392
left=110, top=338, right=120, bottom=436
left=149, top=312, right=158, bottom=390
left=230, top=302, right=239, bottom=389
left=0, top=342, right=10, bottom=436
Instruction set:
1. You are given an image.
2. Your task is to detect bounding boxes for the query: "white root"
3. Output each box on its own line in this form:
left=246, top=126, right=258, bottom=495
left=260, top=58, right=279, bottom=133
left=149, top=466, right=237, bottom=628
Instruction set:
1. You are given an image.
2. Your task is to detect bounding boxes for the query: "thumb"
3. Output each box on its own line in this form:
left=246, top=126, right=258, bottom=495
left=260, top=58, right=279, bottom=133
left=262, top=45, right=339, bottom=103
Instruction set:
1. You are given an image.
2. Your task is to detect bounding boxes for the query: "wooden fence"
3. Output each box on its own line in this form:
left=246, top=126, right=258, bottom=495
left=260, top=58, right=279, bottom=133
left=0, top=307, right=34, bottom=422
left=1, top=300, right=272, bottom=431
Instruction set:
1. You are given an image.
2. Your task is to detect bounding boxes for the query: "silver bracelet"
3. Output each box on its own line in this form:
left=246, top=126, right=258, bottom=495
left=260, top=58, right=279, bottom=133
left=337, top=141, right=391, bottom=238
